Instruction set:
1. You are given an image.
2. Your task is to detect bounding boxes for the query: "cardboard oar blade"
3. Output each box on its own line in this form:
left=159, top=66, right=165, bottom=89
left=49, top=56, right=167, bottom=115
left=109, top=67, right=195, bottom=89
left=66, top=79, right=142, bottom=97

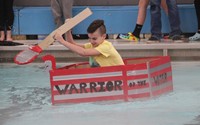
left=14, top=46, right=41, bottom=65
left=14, top=8, right=92, bottom=65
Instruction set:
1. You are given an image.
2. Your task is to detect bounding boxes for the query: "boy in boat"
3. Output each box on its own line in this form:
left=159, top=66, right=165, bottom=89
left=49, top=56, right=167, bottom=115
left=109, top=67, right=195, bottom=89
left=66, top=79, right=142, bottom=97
left=54, top=19, right=124, bottom=67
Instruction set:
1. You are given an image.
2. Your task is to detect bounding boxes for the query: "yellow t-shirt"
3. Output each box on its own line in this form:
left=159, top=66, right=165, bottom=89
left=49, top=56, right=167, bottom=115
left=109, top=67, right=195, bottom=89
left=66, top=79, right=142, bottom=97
left=84, top=40, right=124, bottom=67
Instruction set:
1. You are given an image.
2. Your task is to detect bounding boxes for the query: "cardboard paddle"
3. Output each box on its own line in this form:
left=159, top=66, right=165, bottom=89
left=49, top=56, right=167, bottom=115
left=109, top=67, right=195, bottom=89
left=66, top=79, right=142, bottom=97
left=14, top=7, right=92, bottom=65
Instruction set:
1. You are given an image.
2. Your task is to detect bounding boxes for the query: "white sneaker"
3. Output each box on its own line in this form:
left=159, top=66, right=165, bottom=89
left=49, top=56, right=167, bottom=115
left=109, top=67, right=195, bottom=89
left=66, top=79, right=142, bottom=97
left=189, top=33, right=200, bottom=41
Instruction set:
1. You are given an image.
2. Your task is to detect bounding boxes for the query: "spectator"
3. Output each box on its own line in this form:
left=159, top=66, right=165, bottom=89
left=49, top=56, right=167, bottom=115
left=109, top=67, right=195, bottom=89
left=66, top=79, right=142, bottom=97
left=149, top=0, right=182, bottom=42
left=0, top=0, right=14, bottom=41
left=189, top=0, right=200, bottom=41
left=119, top=0, right=168, bottom=42
left=51, top=0, right=73, bottom=28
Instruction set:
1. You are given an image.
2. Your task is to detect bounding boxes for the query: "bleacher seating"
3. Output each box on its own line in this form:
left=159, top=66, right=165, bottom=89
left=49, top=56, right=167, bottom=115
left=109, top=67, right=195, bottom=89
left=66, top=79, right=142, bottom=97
left=12, top=5, right=197, bottom=35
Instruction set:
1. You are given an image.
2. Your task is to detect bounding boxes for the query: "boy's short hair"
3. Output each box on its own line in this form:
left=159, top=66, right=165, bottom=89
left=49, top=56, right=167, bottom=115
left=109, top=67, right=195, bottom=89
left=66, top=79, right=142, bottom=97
left=87, top=19, right=106, bottom=35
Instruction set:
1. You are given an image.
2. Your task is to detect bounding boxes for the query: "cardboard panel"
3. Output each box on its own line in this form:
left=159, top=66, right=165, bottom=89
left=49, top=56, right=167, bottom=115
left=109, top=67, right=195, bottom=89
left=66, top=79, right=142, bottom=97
left=50, top=65, right=126, bottom=104
left=43, top=55, right=173, bottom=104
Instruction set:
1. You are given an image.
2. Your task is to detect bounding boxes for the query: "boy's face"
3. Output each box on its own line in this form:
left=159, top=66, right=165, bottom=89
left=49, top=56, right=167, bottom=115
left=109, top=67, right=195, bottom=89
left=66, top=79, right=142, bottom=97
left=88, top=29, right=106, bottom=47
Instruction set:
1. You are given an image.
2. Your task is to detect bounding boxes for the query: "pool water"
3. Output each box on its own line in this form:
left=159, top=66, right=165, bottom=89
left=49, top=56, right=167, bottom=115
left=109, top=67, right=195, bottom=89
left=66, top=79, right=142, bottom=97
left=0, top=62, right=200, bottom=125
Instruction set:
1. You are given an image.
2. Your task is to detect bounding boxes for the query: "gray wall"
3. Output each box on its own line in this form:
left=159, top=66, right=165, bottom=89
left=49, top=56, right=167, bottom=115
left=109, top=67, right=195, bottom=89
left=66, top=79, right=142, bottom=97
left=14, top=0, right=193, bottom=6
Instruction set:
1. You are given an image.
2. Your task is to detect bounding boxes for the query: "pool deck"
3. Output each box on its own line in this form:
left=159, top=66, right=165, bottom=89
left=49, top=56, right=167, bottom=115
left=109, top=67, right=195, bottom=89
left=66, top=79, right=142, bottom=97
left=0, top=39, right=200, bottom=63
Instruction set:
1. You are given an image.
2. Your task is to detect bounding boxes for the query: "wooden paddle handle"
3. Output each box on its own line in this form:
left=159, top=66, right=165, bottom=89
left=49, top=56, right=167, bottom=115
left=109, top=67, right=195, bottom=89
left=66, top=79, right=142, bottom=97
left=38, top=8, right=92, bottom=50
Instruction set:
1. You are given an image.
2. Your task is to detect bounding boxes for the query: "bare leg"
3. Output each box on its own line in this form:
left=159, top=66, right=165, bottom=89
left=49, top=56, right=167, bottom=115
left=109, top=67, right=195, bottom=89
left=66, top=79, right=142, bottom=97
left=0, top=31, right=5, bottom=41
left=136, top=0, right=149, bottom=25
left=6, top=30, right=13, bottom=41
left=119, top=0, right=149, bottom=41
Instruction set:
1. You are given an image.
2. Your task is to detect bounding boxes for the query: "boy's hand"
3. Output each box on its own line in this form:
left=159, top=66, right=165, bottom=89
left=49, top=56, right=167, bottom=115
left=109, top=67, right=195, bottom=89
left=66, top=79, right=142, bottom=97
left=54, top=32, right=65, bottom=44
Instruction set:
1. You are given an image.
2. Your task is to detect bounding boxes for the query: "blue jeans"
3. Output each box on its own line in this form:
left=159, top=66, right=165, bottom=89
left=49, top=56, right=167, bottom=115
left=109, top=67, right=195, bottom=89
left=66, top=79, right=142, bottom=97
left=194, top=0, right=200, bottom=30
left=150, top=0, right=181, bottom=38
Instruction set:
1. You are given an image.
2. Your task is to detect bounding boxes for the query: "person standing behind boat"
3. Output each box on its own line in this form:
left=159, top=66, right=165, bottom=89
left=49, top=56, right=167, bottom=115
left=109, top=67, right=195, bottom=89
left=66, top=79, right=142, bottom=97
left=148, top=0, right=182, bottom=42
left=119, top=0, right=168, bottom=42
left=54, top=19, right=125, bottom=67
left=0, top=0, right=14, bottom=41
left=51, top=0, right=73, bottom=30
left=189, top=0, right=200, bottom=41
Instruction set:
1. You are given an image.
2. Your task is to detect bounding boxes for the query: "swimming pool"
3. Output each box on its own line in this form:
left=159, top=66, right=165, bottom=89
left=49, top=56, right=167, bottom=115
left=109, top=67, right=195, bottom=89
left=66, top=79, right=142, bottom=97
left=0, top=62, right=200, bottom=125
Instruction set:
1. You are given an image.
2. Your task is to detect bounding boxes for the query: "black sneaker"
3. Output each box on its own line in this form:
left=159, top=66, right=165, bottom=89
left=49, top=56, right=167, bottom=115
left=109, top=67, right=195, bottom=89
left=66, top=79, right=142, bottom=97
left=147, top=36, right=160, bottom=43
left=171, top=35, right=183, bottom=43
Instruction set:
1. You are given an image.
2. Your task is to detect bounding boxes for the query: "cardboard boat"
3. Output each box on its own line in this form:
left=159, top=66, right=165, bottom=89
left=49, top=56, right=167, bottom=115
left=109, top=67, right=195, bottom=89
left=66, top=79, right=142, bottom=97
left=42, top=55, right=173, bottom=105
